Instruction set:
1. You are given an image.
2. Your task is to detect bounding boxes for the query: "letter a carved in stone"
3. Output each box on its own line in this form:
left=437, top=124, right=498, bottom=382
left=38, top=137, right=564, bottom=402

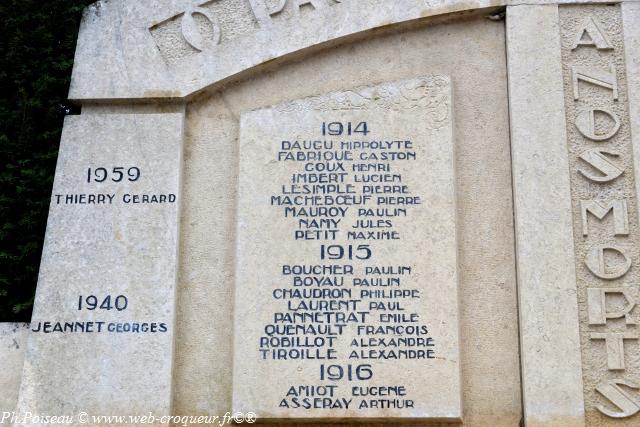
left=572, top=17, right=613, bottom=50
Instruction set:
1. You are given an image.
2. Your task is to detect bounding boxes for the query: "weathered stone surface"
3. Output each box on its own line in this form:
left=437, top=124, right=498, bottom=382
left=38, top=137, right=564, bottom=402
left=559, top=4, right=640, bottom=426
left=173, top=14, right=521, bottom=426
left=625, top=2, right=640, bottom=227
left=232, top=76, right=460, bottom=420
left=70, top=0, right=640, bottom=102
left=15, top=113, right=184, bottom=424
left=507, top=4, right=586, bottom=427
left=20, top=0, right=640, bottom=425
left=69, top=0, right=505, bottom=101
left=0, top=323, right=28, bottom=414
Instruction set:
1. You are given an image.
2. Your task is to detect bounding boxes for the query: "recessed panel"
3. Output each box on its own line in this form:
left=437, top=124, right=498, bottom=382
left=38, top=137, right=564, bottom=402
left=233, top=76, right=461, bottom=420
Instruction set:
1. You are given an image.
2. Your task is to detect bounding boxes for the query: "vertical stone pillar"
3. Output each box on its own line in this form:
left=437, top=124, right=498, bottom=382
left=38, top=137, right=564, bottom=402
left=15, top=112, right=184, bottom=425
left=625, top=3, right=640, bottom=209
left=506, top=4, right=586, bottom=427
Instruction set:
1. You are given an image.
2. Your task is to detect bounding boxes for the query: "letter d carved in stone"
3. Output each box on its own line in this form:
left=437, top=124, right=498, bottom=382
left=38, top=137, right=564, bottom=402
left=585, top=245, right=631, bottom=280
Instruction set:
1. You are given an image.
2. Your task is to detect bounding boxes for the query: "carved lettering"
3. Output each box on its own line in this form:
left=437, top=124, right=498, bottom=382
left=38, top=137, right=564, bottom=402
left=588, top=288, right=636, bottom=326
left=575, top=108, right=621, bottom=141
left=590, top=333, right=637, bottom=370
left=585, top=245, right=631, bottom=280
left=578, top=149, right=624, bottom=183
left=181, top=7, right=221, bottom=52
left=561, top=8, right=639, bottom=418
left=572, top=17, right=613, bottom=50
left=151, top=0, right=343, bottom=63
left=572, top=65, right=619, bottom=101
left=293, top=0, right=326, bottom=10
left=581, top=200, right=629, bottom=236
left=268, top=0, right=338, bottom=16
left=596, top=379, right=640, bottom=418
left=266, top=0, right=287, bottom=16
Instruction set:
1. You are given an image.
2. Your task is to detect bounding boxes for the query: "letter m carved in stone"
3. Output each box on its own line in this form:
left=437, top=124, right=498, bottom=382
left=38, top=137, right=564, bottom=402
left=581, top=199, right=629, bottom=236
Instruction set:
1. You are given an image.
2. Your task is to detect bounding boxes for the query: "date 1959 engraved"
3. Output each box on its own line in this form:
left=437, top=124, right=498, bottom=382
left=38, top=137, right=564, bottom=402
left=87, top=167, right=140, bottom=183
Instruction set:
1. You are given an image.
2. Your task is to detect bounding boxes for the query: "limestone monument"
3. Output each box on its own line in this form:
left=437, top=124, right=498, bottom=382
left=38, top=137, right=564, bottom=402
left=1, top=0, right=640, bottom=426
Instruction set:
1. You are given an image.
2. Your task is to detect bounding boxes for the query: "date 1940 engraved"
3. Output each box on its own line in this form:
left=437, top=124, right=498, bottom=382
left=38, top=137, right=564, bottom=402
left=233, top=76, right=461, bottom=420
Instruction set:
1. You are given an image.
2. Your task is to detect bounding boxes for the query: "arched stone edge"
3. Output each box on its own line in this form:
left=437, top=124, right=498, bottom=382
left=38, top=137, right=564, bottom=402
left=68, top=0, right=622, bottom=102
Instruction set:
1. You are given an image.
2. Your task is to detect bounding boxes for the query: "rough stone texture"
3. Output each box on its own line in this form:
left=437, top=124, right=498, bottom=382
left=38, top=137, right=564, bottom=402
left=507, top=4, right=586, bottom=427
left=559, top=5, right=640, bottom=426
left=69, top=0, right=507, bottom=100
left=23, top=0, right=640, bottom=424
left=233, top=76, right=460, bottom=420
left=625, top=2, right=640, bottom=253
left=149, top=0, right=259, bottom=65
left=625, top=14, right=640, bottom=420
left=69, top=0, right=640, bottom=101
left=173, top=13, right=521, bottom=426
left=15, top=113, right=184, bottom=425
left=626, top=4, right=640, bottom=133
left=0, top=323, right=29, bottom=414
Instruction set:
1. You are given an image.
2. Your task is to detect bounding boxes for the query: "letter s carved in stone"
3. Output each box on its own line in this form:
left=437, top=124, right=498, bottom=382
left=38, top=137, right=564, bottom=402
left=596, top=379, right=640, bottom=418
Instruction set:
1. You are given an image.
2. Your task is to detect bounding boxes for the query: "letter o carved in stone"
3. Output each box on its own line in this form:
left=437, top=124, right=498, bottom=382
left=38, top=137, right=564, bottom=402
left=181, top=7, right=221, bottom=52
left=575, top=108, right=621, bottom=141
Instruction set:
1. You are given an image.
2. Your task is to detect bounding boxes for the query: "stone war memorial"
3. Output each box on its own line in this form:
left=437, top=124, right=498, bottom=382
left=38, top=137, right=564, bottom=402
left=3, top=0, right=640, bottom=426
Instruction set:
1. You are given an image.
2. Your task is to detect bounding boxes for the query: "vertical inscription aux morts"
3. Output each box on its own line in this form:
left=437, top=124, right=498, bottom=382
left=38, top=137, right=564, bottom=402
left=560, top=5, right=640, bottom=421
left=233, top=76, right=461, bottom=420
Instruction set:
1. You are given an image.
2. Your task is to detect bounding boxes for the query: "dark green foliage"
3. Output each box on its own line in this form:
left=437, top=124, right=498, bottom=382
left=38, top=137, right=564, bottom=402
left=0, top=0, right=94, bottom=321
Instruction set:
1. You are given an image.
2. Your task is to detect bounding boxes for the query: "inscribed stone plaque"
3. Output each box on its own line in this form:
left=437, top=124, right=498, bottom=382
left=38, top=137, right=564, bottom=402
left=233, top=76, right=461, bottom=420
left=16, top=113, right=183, bottom=422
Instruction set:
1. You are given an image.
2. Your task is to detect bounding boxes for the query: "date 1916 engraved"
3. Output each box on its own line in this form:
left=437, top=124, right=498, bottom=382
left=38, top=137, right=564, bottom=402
left=234, top=76, right=459, bottom=419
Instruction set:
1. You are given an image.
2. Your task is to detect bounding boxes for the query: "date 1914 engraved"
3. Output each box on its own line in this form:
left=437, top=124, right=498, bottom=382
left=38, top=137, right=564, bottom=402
left=233, top=76, right=461, bottom=420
